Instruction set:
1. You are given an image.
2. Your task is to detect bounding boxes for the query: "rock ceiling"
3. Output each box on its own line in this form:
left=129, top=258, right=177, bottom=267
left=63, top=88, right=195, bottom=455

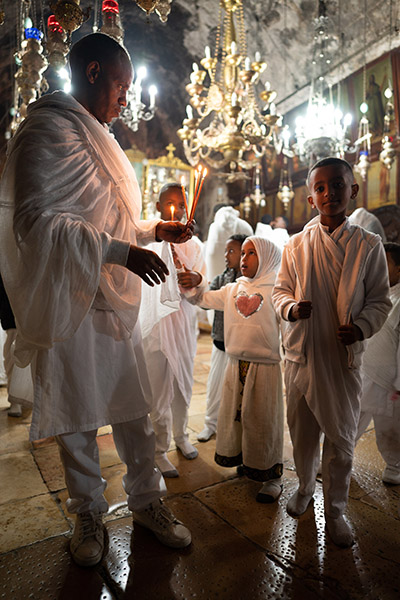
left=0, top=0, right=399, bottom=164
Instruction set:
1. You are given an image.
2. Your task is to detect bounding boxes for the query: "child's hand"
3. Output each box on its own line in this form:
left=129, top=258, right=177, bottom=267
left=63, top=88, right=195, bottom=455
left=337, top=324, right=363, bottom=345
left=177, top=266, right=202, bottom=288
left=156, top=220, right=194, bottom=243
left=290, top=300, right=312, bottom=320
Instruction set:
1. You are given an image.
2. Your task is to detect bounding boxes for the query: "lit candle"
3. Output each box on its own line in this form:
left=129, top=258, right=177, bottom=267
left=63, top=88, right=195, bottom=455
left=205, top=46, right=211, bottom=59
left=180, top=175, right=189, bottom=220
left=231, top=92, right=237, bottom=107
left=231, top=40, right=237, bottom=55
left=190, top=167, right=207, bottom=221
left=245, top=57, right=251, bottom=70
left=170, top=205, right=175, bottom=221
left=186, top=105, right=193, bottom=119
left=149, top=85, right=157, bottom=109
left=255, top=51, right=261, bottom=62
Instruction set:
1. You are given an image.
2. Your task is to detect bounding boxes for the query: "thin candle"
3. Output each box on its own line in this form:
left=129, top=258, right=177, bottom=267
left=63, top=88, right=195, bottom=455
left=180, top=176, right=189, bottom=220
left=190, top=167, right=207, bottom=221
left=170, top=205, right=175, bottom=221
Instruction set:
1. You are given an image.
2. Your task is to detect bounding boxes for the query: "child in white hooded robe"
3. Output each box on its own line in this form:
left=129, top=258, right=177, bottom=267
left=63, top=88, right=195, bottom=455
left=181, top=236, right=284, bottom=502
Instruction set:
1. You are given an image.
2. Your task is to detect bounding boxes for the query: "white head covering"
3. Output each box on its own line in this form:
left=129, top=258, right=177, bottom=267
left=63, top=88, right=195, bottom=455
left=239, top=235, right=281, bottom=284
left=348, top=207, right=386, bottom=241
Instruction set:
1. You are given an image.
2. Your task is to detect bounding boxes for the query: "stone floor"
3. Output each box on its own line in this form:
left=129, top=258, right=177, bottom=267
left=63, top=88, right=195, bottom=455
left=0, top=332, right=399, bottom=600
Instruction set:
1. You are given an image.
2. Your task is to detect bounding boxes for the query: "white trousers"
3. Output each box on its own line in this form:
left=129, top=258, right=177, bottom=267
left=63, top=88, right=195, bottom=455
left=148, top=351, right=191, bottom=455
left=357, top=410, right=400, bottom=472
left=56, top=415, right=166, bottom=514
left=287, top=391, right=353, bottom=519
left=203, top=344, right=228, bottom=431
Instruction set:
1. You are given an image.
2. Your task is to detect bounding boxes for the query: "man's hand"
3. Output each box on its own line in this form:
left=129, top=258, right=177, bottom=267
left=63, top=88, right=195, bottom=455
left=156, top=220, right=194, bottom=244
left=290, top=300, right=312, bottom=320
left=337, top=324, right=363, bottom=345
left=177, top=265, right=202, bottom=289
left=126, top=244, right=169, bottom=287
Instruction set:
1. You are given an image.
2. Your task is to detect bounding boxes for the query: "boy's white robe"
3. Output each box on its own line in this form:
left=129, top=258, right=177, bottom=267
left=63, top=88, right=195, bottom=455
left=360, top=281, right=400, bottom=416
left=0, top=92, right=161, bottom=440
left=140, top=239, right=206, bottom=415
left=272, top=216, right=391, bottom=456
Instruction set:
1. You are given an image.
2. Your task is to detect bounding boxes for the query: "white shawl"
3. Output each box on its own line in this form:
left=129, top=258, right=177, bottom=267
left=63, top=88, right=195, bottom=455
left=0, top=92, right=155, bottom=365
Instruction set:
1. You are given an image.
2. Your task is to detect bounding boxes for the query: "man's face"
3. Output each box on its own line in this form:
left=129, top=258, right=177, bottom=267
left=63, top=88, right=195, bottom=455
left=89, top=55, right=133, bottom=124
left=156, top=188, right=186, bottom=221
left=224, top=240, right=242, bottom=271
left=307, top=164, right=358, bottom=224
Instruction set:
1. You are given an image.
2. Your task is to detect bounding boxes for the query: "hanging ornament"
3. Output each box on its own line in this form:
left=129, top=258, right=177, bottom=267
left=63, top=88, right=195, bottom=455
left=155, top=0, right=172, bottom=23
left=50, top=0, right=90, bottom=37
left=15, top=26, right=48, bottom=118
left=135, top=0, right=173, bottom=23
left=47, top=15, right=69, bottom=70
left=379, top=93, right=396, bottom=170
left=0, top=0, right=5, bottom=26
left=100, top=0, right=124, bottom=43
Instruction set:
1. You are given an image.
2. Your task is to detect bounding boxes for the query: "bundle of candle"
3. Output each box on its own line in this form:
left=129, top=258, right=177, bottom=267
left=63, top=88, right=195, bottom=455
left=180, top=166, right=207, bottom=222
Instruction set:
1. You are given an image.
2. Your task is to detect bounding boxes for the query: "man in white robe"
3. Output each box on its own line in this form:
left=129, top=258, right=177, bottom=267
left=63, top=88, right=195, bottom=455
left=357, top=242, right=400, bottom=485
left=140, top=184, right=206, bottom=476
left=273, top=157, right=391, bottom=548
left=0, top=34, right=193, bottom=566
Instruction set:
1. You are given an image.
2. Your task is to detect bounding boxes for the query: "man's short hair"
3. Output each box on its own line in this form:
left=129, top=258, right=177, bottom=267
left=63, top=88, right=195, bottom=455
left=228, top=234, right=248, bottom=244
left=261, top=214, right=272, bottom=225
left=69, top=33, right=130, bottom=80
left=307, top=157, right=354, bottom=188
left=384, top=242, right=400, bottom=265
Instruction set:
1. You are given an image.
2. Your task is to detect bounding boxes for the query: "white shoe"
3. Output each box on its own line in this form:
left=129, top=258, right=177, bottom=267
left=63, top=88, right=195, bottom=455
left=256, top=479, right=283, bottom=503
left=176, top=440, right=198, bottom=460
left=70, top=512, right=105, bottom=567
left=325, top=514, right=354, bottom=548
left=7, top=402, right=22, bottom=417
left=155, top=452, right=179, bottom=478
left=197, top=426, right=215, bottom=442
left=382, top=465, right=400, bottom=485
left=133, top=499, right=191, bottom=548
left=287, top=490, right=313, bottom=516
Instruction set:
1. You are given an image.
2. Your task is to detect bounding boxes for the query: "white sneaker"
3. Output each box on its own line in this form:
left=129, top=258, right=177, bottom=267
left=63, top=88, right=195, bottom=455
left=325, top=514, right=354, bottom=548
left=287, top=490, right=313, bottom=516
left=133, top=499, right=191, bottom=548
left=382, top=465, right=400, bottom=485
left=7, top=402, right=22, bottom=417
left=197, top=426, right=216, bottom=442
left=176, top=440, right=198, bottom=460
left=70, top=512, right=105, bottom=567
left=256, top=479, right=283, bottom=503
left=155, top=452, right=179, bottom=478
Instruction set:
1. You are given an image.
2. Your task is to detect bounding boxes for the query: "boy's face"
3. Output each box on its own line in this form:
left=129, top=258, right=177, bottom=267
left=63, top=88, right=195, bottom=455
left=240, top=240, right=259, bottom=278
left=386, top=252, right=400, bottom=287
left=224, top=240, right=242, bottom=271
left=307, top=164, right=358, bottom=225
left=156, top=188, right=186, bottom=221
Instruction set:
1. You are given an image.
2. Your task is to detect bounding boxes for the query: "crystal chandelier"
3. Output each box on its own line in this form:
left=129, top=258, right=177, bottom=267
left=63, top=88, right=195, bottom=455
left=119, top=66, right=157, bottom=131
left=294, top=0, right=352, bottom=165
left=134, top=0, right=173, bottom=23
left=177, top=0, right=279, bottom=172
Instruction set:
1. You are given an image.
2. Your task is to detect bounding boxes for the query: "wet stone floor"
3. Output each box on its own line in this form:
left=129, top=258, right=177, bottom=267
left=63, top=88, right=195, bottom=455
left=0, top=333, right=399, bottom=600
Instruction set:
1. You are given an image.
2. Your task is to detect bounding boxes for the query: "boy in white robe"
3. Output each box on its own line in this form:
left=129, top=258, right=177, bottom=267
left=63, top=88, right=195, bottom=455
left=357, top=242, right=400, bottom=485
left=0, top=34, right=194, bottom=566
left=273, top=157, right=391, bottom=548
left=140, top=183, right=206, bottom=477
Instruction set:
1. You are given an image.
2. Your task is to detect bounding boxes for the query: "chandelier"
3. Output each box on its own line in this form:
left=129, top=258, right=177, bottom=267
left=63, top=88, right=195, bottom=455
left=294, top=0, right=352, bottom=165
left=177, top=0, right=279, bottom=171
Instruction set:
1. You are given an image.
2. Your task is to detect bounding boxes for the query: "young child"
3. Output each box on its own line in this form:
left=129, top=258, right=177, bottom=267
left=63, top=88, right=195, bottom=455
left=140, top=183, right=206, bottom=477
left=197, top=234, right=248, bottom=442
left=356, top=242, right=400, bottom=485
left=272, top=157, right=391, bottom=547
left=182, top=236, right=284, bottom=502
